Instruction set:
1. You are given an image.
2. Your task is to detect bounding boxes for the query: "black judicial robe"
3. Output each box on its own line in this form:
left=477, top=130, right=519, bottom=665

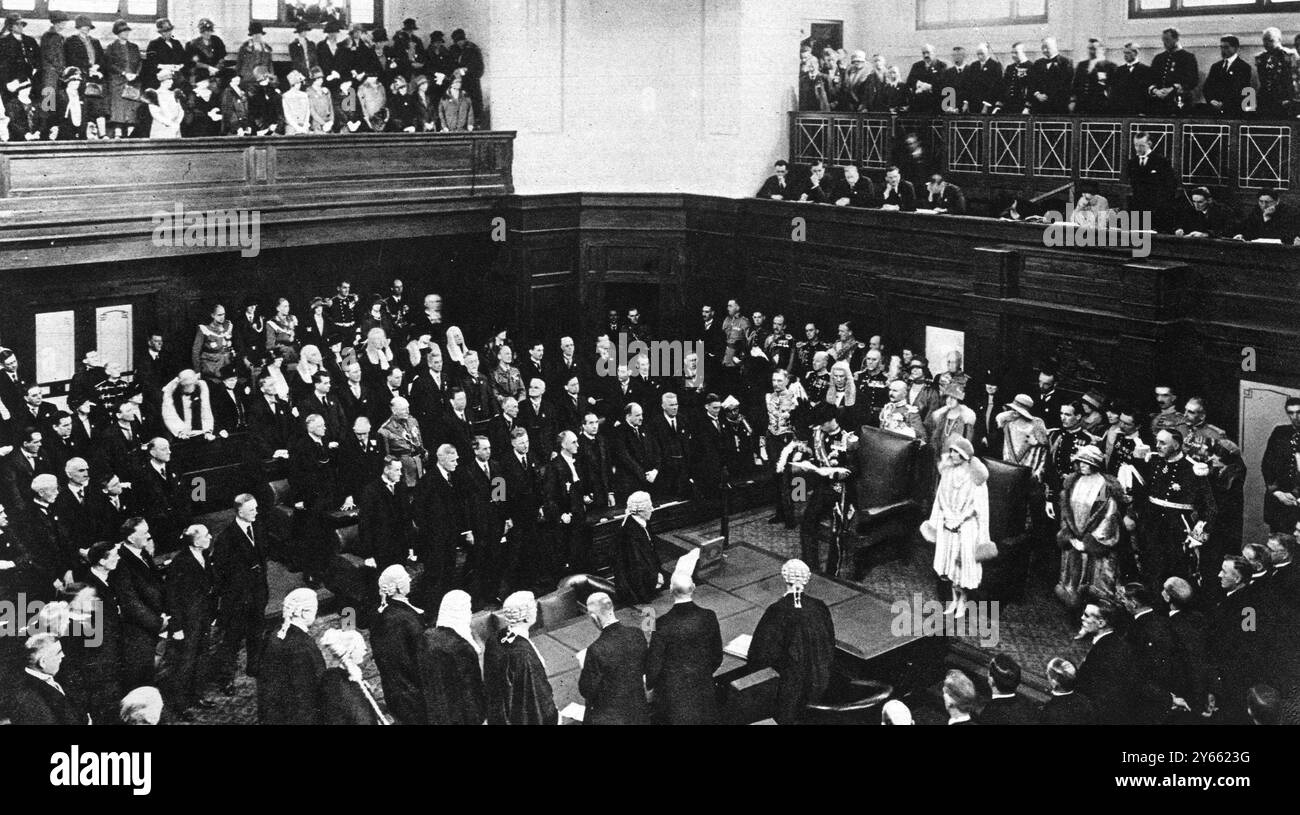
left=484, top=630, right=558, bottom=725
left=579, top=622, right=651, bottom=726
left=257, top=624, right=326, bottom=725
left=369, top=600, right=433, bottom=725
left=424, top=626, right=486, bottom=725
left=645, top=600, right=723, bottom=724
left=611, top=516, right=663, bottom=605
left=748, top=594, right=835, bottom=725
left=319, top=667, right=380, bottom=725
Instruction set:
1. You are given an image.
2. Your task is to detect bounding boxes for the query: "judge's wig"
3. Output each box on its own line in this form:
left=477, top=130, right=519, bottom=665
left=780, top=559, right=812, bottom=607
left=501, top=591, right=537, bottom=627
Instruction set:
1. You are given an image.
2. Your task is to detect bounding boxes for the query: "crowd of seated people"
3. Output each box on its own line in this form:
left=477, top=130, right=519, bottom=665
left=0, top=12, right=484, bottom=141
left=759, top=129, right=1300, bottom=244
left=2, top=287, right=1297, bottom=724
left=801, top=27, right=1300, bottom=119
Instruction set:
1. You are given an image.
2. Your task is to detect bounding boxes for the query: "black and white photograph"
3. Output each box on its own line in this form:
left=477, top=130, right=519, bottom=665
left=0, top=0, right=1296, bottom=798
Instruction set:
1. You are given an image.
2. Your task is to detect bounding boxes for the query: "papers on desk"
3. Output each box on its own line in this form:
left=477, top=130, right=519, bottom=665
left=560, top=703, right=586, bottom=723
left=575, top=647, right=587, bottom=669
left=724, top=634, right=752, bottom=660
left=914, top=208, right=941, bottom=215
left=1251, top=238, right=1284, bottom=244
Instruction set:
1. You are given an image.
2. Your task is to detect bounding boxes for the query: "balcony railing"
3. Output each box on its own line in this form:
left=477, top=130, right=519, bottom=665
left=790, top=111, right=1297, bottom=194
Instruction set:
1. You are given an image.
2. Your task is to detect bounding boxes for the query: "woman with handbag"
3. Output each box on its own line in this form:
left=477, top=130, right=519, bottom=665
left=63, top=15, right=107, bottom=137
left=105, top=19, right=142, bottom=138
left=923, top=436, right=992, bottom=619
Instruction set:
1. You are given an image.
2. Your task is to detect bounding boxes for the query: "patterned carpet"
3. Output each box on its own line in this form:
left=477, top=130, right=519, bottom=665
left=717, top=508, right=1091, bottom=688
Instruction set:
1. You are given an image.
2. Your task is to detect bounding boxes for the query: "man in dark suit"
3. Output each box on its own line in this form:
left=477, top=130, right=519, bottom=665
left=23, top=474, right=74, bottom=599
left=7, top=633, right=86, bottom=725
left=904, top=44, right=946, bottom=113
left=409, top=344, right=452, bottom=444
left=297, top=370, right=347, bottom=443
left=336, top=416, right=385, bottom=508
left=89, top=472, right=132, bottom=544
left=437, top=388, right=477, bottom=460
left=69, top=399, right=97, bottom=459
left=134, top=437, right=190, bottom=555
left=1075, top=600, right=1143, bottom=725
left=369, top=366, right=409, bottom=427
left=541, top=430, right=588, bottom=576
left=1039, top=657, right=1097, bottom=725
left=518, top=378, right=558, bottom=462
left=829, top=164, right=875, bottom=208
left=1127, top=132, right=1178, bottom=232
left=577, top=412, right=616, bottom=511
left=756, top=160, right=795, bottom=200
left=0, top=348, right=26, bottom=428
left=500, top=427, right=543, bottom=591
left=516, top=341, right=548, bottom=394
left=75, top=541, right=123, bottom=723
left=611, top=403, right=660, bottom=502
left=980, top=654, right=1037, bottom=725
left=212, top=494, right=270, bottom=690
left=413, top=443, right=474, bottom=604
left=357, top=456, right=415, bottom=569
left=111, top=516, right=167, bottom=690
left=247, top=374, right=296, bottom=463
left=1029, top=37, right=1073, bottom=114
left=1121, top=582, right=1180, bottom=723
left=1210, top=556, right=1263, bottom=723
left=335, top=360, right=374, bottom=426
left=1111, top=41, right=1154, bottom=115
left=877, top=166, right=917, bottom=213
left=645, top=551, right=723, bottom=724
left=554, top=374, right=589, bottom=434
left=549, top=336, right=582, bottom=396
left=487, top=398, right=523, bottom=464
left=211, top=365, right=250, bottom=436
left=165, top=523, right=217, bottom=717
left=1163, top=576, right=1213, bottom=719
left=965, top=42, right=1003, bottom=113
left=289, top=414, right=343, bottom=584
left=2, top=425, right=55, bottom=512
left=922, top=172, right=966, bottom=214
left=578, top=591, right=651, bottom=725
left=972, top=374, right=1005, bottom=458
left=692, top=395, right=732, bottom=499
left=53, top=457, right=96, bottom=556
left=17, top=384, right=58, bottom=432
left=459, top=435, right=509, bottom=607
left=1198, top=35, right=1252, bottom=116
left=1148, top=27, right=1198, bottom=116
left=1070, top=38, right=1117, bottom=114
left=647, top=392, right=693, bottom=499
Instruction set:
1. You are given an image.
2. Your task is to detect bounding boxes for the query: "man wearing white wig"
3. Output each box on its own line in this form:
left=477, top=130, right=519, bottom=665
left=257, top=587, right=324, bottom=724
left=369, top=564, right=435, bottom=725
left=483, top=591, right=557, bottom=725
left=748, top=559, right=836, bottom=725
left=424, top=589, right=486, bottom=724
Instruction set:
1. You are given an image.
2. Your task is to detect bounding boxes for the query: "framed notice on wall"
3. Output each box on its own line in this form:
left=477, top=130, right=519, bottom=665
left=96, top=305, right=134, bottom=372
left=35, top=310, right=76, bottom=384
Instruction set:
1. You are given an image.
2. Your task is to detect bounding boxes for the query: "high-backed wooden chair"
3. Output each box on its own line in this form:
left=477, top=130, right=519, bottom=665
left=848, top=426, right=925, bottom=577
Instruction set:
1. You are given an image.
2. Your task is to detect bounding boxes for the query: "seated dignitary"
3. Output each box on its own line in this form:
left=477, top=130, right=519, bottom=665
left=577, top=591, right=651, bottom=725
left=979, top=654, right=1037, bottom=725
left=484, top=591, right=558, bottom=725
left=1039, top=657, right=1097, bottom=725
left=645, top=549, right=723, bottom=724
left=747, top=559, right=836, bottom=725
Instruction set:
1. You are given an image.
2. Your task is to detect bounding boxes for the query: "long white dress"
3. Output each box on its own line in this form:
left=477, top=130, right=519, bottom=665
left=927, top=457, right=992, bottom=590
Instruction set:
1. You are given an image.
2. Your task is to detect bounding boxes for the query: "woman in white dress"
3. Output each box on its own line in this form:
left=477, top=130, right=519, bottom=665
left=923, top=436, right=991, bottom=618
left=281, top=69, right=312, bottom=135
left=146, top=72, right=184, bottom=138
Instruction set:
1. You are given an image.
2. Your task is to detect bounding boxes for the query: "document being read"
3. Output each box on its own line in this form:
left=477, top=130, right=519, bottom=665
left=724, top=634, right=752, bottom=660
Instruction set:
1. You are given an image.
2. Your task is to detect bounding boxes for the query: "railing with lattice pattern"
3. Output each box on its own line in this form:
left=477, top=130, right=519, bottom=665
left=789, top=112, right=1298, bottom=192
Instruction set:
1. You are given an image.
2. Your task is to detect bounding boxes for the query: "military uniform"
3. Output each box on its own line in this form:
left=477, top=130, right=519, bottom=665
left=792, top=339, right=827, bottom=379
left=879, top=401, right=925, bottom=439
left=1256, top=48, right=1295, bottom=119
left=1149, top=47, right=1198, bottom=115
left=795, top=425, right=858, bottom=575
left=1182, top=420, right=1225, bottom=463
left=326, top=292, right=360, bottom=342
left=995, top=60, right=1032, bottom=114
left=804, top=369, right=830, bottom=405
left=1045, top=426, right=1095, bottom=506
left=1136, top=454, right=1216, bottom=591
left=1150, top=407, right=1188, bottom=439
left=855, top=368, right=890, bottom=428
left=763, top=330, right=794, bottom=372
